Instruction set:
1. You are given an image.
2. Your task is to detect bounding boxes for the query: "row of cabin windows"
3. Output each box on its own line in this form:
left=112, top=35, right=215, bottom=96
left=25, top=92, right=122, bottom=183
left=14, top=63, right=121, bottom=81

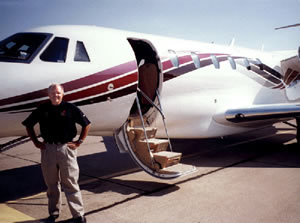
left=168, top=50, right=262, bottom=71
left=40, top=37, right=90, bottom=63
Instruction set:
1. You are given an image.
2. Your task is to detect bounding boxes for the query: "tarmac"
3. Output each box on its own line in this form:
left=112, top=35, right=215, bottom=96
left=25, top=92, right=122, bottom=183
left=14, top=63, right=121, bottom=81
left=1, top=121, right=300, bottom=223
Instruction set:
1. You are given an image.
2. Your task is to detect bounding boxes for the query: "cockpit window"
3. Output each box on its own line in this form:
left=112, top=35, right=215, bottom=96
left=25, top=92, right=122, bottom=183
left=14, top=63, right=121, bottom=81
left=40, top=37, right=69, bottom=63
left=74, top=41, right=90, bottom=62
left=0, top=33, right=52, bottom=63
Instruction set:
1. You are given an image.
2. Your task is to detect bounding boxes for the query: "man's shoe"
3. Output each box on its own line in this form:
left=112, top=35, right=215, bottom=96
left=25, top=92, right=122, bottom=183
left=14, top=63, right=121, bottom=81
left=73, top=215, right=87, bottom=223
left=40, top=214, right=59, bottom=223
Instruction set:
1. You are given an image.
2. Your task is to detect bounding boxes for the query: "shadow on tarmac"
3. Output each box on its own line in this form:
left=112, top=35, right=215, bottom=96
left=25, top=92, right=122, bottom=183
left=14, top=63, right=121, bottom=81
left=1, top=128, right=300, bottom=204
left=0, top=165, right=46, bottom=203
left=0, top=137, right=169, bottom=203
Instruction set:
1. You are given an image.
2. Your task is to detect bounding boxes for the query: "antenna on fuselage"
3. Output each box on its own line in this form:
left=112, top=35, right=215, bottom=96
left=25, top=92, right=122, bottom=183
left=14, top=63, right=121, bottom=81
left=229, top=37, right=235, bottom=47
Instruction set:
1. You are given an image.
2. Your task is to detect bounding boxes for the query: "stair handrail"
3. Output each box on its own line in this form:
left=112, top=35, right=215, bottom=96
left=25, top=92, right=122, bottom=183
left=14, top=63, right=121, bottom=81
left=156, top=89, right=173, bottom=152
left=135, top=94, right=155, bottom=168
left=136, top=87, right=173, bottom=152
left=137, top=88, right=165, bottom=119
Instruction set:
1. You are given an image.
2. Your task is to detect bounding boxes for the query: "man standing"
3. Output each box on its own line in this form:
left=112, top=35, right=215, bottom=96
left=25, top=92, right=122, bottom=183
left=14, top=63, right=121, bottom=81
left=22, top=84, right=91, bottom=223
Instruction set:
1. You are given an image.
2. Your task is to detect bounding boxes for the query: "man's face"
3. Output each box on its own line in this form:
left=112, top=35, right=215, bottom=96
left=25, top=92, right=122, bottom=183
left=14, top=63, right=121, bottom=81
left=49, top=85, right=64, bottom=106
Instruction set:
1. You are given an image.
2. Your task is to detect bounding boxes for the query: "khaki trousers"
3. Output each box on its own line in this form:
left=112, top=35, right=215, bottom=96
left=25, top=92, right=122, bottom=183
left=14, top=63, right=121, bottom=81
left=41, top=143, right=84, bottom=218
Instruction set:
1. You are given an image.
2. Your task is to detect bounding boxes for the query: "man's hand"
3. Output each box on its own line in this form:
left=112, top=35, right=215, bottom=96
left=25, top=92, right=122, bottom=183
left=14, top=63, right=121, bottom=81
left=67, top=124, right=90, bottom=150
left=67, top=141, right=81, bottom=150
left=26, top=127, right=45, bottom=150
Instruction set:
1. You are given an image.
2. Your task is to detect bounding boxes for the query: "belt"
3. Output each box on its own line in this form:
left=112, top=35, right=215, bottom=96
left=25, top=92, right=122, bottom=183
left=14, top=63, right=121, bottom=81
left=44, top=140, right=67, bottom=144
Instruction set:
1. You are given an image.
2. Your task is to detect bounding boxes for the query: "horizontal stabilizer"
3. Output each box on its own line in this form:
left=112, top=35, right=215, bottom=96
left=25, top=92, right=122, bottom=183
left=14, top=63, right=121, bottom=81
left=275, top=23, right=300, bottom=30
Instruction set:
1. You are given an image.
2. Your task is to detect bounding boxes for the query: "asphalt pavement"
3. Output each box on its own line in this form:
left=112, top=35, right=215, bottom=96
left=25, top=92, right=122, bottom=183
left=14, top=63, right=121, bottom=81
left=1, top=121, right=300, bottom=223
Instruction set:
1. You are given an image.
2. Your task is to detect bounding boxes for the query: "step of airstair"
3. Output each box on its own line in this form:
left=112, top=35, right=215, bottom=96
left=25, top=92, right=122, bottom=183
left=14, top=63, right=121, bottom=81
left=139, top=138, right=169, bottom=152
left=128, top=117, right=148, bottom=127
left=127, top=127, right=157, bottom=141
left=127, top=126, right=181, bottom=170
left=126, top=115, right=187, bottom=174
left=153, top=151, right=182, bottom=169
left=116, top=86, right=196, bottom=179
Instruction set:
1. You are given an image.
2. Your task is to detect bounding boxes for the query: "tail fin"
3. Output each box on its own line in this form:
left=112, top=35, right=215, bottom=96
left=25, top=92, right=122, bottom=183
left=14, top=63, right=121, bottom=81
left=281, top=47, right=300, bottom=83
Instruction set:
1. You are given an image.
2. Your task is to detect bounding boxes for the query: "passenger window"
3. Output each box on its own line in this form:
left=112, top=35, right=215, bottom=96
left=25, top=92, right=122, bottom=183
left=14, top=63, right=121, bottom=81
left=40, top=37, right=69, bottom=63
left=228, top=56, right=236, bottom=70
left=211, top=55, right=220, bottom=69
left=168, top=50, right=179, bottom=67
left=255, top=58, right=263, bottom=70
left=74, top=41, right=90, bottom=62
left=243, top=58, right=251, bottom=70
left=191, top=52, right=200, bottom=68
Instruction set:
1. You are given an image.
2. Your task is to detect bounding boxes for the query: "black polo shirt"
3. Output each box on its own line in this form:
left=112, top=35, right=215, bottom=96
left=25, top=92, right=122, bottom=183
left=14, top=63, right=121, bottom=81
left=22, top=101, right=90, bottom=144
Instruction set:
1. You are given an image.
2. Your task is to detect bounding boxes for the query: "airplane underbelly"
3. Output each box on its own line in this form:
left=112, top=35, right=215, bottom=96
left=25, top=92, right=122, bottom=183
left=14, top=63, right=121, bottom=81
left=0, top=112, right=28, bottom=137
left=82, top=92, right=137, bottom=136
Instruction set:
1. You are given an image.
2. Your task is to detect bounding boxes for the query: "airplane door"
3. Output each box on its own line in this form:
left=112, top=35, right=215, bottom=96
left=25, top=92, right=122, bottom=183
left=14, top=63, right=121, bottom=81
left=127, top=38, right=163, bottom=122
left=115, top=38, right=163, bottom=152
left=114, top=38, right=196, bottom=179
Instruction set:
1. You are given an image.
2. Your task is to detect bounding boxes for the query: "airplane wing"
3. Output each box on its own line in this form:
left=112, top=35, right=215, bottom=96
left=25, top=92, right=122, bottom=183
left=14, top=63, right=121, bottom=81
left=214, top=104, right=300, bottom=126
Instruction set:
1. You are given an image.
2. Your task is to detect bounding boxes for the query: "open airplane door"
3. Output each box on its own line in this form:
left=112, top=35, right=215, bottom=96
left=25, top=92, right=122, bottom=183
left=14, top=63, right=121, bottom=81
left=114, top=38, right=196, bottom=179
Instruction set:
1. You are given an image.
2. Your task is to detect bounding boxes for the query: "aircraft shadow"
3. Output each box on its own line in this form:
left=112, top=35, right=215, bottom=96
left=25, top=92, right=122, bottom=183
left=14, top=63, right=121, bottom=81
left=172, top=126, right=300, bottom=169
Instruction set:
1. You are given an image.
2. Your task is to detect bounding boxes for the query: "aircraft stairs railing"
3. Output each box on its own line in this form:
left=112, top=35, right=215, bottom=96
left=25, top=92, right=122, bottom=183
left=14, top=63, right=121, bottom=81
left=123, top=88, right=196, bottom=179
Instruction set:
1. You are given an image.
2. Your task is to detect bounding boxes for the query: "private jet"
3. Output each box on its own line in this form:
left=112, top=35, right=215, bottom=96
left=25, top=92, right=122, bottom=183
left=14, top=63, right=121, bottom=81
left=0, top=25, right=299, bottom=179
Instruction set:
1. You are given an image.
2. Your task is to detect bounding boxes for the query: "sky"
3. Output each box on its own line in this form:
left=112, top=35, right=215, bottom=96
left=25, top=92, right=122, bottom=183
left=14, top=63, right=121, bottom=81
left=0, top=0, right=299, bottom=51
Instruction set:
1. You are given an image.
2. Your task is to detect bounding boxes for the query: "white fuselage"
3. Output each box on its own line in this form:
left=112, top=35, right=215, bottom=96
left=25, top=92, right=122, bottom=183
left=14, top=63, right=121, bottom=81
left=0, top=26, right=296, bottom=138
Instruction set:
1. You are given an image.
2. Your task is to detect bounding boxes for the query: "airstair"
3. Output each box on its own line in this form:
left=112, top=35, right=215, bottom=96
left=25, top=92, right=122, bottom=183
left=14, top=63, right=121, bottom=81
left=115, top=88, right=196, bottom=179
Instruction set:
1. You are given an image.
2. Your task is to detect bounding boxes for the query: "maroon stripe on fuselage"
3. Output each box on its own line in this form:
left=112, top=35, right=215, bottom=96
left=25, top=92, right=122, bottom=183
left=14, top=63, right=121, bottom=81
left=1, top=83, right=138, bottom=114
left=198, top=53, right=211, bottom=59
left=162, top=60, right=173, bottom=71
left=0, top=89, right=49, bottom=107
left=64, top=72, right=138, bottom=102
left=74, top=83, right=138, bottom=107
left=272, top=83, right=284, bottom=89
left=178, top=55, right=192, bottom=65
left=0, top=61, right=137, bottom=107
left=164, top=63, right=196, bottom=80
left=162, top=53, right=284, bottom=89
left=1, top=52, right=285, bottom=114
left=162, top=53, right=225, bottom=80
left=62, top=61, right=137, bottom=92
